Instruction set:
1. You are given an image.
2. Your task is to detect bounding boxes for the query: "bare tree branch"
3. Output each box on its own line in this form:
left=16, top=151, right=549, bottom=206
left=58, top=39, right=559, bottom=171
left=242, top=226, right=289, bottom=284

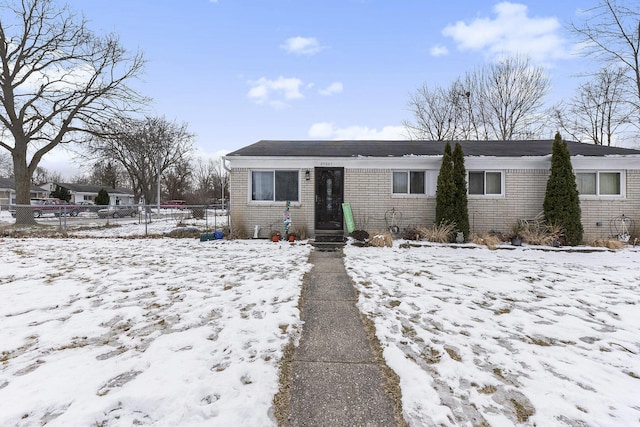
left=87, top=116, right=194, bottom=205
left=570, top=0, right=640, bottom=118
left=405, top=55, right=550, bottom=141
left=0, top=0, right=148, bottom=221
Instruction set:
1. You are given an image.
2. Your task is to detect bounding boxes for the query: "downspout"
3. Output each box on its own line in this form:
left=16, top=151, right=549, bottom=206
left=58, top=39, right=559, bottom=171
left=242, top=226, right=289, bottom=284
left=221, top=156, right=230, bottom=208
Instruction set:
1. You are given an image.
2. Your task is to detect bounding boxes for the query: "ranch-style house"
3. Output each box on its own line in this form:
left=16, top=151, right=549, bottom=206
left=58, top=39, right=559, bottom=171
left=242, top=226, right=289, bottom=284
left=224, top=140, right=640, bottom=242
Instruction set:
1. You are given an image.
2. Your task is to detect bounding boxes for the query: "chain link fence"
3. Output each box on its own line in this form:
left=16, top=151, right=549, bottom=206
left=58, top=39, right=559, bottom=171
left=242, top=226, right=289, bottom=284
left=0, top=203, right=230, bottom=237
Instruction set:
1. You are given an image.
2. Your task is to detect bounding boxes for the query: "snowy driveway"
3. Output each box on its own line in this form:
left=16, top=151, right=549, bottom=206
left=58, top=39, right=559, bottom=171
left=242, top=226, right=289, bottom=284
left=344, top=243, right=640, bottom=426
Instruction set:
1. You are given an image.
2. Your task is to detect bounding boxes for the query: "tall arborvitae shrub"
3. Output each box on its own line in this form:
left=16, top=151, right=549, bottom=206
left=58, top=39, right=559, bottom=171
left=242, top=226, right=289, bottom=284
left=435, top=142, right=455, bottom=227
left=95, top=188, right=110, bottom=205
left=543, top=132, right=583, bottom=245
left=452, top=143, right=470, bottom=239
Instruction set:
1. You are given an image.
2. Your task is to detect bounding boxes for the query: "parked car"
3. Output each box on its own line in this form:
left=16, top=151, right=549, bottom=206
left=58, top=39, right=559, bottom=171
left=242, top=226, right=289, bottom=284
left=97, top=205, right=139, bottom=218
left=56, top=200, right=81, bottom=217
left=161, top=200, right=187, bottom=209
left=10, top=198, right=79, bottom=218
left=77, top=201, right=100, bottom=212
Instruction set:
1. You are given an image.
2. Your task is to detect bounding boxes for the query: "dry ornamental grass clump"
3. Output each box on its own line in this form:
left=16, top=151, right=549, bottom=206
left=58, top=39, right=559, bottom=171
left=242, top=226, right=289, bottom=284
left=417, top=222, right=456, bottom=243
left=587, top=239, right=627, bottom=249
left=469, top=233, right=501, bottom=250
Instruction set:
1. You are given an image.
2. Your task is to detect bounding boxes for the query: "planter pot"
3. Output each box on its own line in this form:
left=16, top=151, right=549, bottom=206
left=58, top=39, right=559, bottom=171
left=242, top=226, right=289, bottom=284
left=271, top=235, right=280, bottom=242
left=510, top=236, right=522, bottom=246
left=288, top=235, right=296, bottom=242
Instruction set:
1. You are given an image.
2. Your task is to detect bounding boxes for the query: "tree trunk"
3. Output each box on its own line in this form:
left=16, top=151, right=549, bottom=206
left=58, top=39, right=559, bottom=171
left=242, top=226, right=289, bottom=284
left=12, top=144, right=38, bottom=225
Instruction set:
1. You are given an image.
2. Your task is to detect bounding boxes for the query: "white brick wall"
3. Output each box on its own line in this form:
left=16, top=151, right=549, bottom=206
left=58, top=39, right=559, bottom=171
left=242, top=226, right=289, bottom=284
left=230, top=167, right=640, bottom=241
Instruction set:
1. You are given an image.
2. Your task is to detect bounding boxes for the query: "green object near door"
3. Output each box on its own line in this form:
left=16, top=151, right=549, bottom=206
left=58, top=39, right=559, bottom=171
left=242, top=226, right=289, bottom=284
left=342, top=202, right=355, bottom=233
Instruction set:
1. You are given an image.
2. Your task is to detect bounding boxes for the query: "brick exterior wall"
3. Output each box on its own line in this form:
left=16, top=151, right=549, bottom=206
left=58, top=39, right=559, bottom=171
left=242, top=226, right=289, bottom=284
left=230, top=167, right=640, bottom=241
left=344, top=169, right=434, bottom=231
left=580, top=170, right=640, bottom=240
left=469, top=169, right=549, bottom=234
left=229, top=168, right=315, bottom=238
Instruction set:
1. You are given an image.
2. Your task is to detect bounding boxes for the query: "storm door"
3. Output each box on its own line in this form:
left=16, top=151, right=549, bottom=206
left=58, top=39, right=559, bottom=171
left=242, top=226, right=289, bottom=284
left=314, top=167, right=344, bottom=230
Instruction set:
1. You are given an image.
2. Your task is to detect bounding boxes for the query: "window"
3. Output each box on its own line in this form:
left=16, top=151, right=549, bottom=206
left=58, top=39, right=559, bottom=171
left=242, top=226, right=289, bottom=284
left=468, top=171, right=502, bottom=195
left=576, top=172, right=622, bottom=196
left=251, top=170, right=299, bottom=201
left=393, top=171, right=425, bottom=194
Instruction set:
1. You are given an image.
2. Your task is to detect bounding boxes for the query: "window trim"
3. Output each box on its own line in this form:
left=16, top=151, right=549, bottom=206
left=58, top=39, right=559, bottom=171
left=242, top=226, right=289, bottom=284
left=392, top=170, right=428, bottom=196
left=576, top=170, right=625, bottom=198
left=249, top=169, right=301, bottom=204
left=467, top=170, right=504, bottom=197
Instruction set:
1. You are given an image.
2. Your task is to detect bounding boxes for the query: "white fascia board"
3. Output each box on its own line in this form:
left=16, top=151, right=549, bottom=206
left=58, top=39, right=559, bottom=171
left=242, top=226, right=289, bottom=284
left=227, top=156, right=444, bottom=169
left=571, top=155, right=640, bottom=170
left=227, top=154, right=640, bottom=171
left=465, top=156, right=551, bottom=170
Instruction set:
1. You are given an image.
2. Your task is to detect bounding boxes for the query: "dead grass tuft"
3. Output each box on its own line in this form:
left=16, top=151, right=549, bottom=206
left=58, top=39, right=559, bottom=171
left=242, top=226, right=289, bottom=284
left=421, top=346, right=441, bottom=364
left=511, top=398, right=535, bottom=422
left=228, top=213, right=249, bottom=239
left=418, top=221, right=455, bottom=243
left=291, top=225, right=308, bottom=240
left=478, top=385, right=497, bottom=394
left=469, top=233, right=501, bottom=250
left=444, top=346, right=462, bottom=362
left=587, top=238, right=626, bottom=250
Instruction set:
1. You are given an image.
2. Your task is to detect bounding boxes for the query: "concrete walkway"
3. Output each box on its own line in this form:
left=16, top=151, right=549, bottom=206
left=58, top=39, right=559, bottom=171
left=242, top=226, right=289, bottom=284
left=283, top=249, right=404, bottom=426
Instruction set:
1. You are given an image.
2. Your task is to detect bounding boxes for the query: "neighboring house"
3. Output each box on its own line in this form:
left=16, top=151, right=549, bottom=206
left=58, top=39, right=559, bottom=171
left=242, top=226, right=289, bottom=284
left=225, top=140, right=640, bottom=241
left=0, top=177, right=48, bottom=206
left=40, top=183, right=138, bottom=206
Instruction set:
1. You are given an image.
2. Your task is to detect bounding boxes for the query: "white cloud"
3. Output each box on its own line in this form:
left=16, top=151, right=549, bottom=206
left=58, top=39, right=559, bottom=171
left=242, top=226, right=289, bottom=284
left=318, top=82, right=343, bottom=96
left=247, top=76, right=304, bottom=108
left=442, top=2, right=569, bottom=62
left=430, top=45, right=449, bottom=57
left=308, top=122, right=406, bottom=140
left=280, top=36, right=324, bottom=56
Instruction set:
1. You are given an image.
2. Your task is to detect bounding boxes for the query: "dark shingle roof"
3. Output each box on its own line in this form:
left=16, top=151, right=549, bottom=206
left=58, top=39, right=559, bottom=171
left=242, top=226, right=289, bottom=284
left=0, top=177, right=47, bottom=192
left=56, top=183, right=133, bottom=195
left=226, top=140, right=640, bottom=158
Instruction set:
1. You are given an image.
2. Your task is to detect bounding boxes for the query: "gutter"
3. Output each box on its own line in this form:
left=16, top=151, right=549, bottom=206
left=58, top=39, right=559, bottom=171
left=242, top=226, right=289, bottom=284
left=221, top=156, right=231, bottom=173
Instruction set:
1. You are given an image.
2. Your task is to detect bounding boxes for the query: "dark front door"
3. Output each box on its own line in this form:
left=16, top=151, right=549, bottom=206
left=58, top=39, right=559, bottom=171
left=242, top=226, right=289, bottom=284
left=315, top=167, right=344, bottom=230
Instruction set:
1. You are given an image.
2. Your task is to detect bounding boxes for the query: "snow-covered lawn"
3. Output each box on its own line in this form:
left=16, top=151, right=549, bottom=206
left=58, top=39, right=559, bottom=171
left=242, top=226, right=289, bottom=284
left=2, top=228, right=639, bottom=427
left=0, top=238, right=311, bottom=426
left=344, top=243, right=640, bottom=426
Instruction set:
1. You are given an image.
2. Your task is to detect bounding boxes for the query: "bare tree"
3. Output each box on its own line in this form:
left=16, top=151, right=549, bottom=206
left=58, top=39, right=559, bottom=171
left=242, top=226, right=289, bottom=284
left=69, top=173, right=91, bottom=184
left=405, top=55, right=550, bottom=141
left=479, top=55, right=550, bottom=140
left=163, top=157, right=192, bottom=201
left=191, top=156, right=228, bottom=204
left=88, top=116, right=194, bottom=205
left=31, top=166, right=60, bottom=185
left=404, top=84, right=461, bottom=140
left=0, top=0, right=145, bottom=222
left=570, top=0, right=640, bottom=115
left=0, top=151, right=11, bottom=177
left=90, top=160, right=128, bottom=188
left=554, top=67, right=631, bottom=145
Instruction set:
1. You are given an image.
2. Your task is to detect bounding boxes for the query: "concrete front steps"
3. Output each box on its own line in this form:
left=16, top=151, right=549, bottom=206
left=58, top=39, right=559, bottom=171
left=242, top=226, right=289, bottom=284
left=310, top=230, right=346, bottom=251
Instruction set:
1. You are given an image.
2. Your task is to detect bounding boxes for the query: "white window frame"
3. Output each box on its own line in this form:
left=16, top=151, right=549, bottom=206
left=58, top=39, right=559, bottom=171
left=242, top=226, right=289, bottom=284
left=249, top=170, right=300, bottom=204
left=391, top=170, right=438, bottom=197
left=576, top=171, right=625, bottom=198
left=392, top=170, right=427, bottom=196
left=467, top=170, right=504, bottom=197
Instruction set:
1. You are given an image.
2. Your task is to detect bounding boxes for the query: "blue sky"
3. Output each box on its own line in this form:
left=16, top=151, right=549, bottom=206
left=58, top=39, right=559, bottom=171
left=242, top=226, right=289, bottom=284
left=47, top=0, right=594, bottom=175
